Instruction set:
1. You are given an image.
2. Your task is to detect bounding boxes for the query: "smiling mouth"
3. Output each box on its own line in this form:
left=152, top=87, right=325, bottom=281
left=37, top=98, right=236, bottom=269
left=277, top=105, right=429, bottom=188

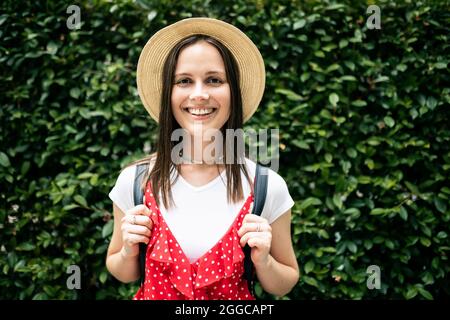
left=183, top=107, right=218, bottom=117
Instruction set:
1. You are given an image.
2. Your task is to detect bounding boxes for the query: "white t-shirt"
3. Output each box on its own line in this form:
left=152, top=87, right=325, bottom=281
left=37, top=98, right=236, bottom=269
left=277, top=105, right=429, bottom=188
left=109, top=158, right=295, bottom=262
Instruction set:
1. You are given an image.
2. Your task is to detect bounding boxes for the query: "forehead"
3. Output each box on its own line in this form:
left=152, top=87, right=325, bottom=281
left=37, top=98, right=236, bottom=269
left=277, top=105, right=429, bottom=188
left=175, top=41, right=225, bottom=71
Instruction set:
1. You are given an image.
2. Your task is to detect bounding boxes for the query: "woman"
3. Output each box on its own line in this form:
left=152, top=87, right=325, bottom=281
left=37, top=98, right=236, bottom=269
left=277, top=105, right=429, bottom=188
left=106, top=17, right=299, bottom=300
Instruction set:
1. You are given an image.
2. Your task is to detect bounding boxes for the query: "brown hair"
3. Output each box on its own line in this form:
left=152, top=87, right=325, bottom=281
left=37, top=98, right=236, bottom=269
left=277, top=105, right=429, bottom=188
left=127, top=34, right=253, bottom=209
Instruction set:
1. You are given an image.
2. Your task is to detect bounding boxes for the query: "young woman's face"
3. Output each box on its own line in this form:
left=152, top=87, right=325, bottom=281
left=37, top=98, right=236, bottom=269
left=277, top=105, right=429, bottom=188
left=171, top=41, right=231, bottom=136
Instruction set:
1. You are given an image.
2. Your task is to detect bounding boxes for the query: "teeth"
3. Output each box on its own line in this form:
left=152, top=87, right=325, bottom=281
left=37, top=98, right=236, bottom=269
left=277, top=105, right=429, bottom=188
left=188, top=108, right=214, bottom=115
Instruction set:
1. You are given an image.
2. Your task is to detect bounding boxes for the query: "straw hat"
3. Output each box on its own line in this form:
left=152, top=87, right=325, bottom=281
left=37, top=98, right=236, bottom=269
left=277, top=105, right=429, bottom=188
left=136, top=17, right=265, bottom=123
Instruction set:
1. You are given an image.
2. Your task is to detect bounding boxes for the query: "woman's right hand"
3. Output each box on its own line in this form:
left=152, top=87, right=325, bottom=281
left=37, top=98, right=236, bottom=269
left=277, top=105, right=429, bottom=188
left=120, top=204, right=153, bottom=259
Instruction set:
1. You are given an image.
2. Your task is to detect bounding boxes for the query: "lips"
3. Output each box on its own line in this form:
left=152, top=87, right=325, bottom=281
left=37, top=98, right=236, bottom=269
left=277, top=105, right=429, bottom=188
left=183, top=106, right=218, bottom=120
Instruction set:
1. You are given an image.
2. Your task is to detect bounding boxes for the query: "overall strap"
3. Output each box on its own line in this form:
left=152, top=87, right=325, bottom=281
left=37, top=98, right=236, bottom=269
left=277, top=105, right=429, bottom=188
left=134, top=161, right=269, bottom=293
left=133, top=162, right=149, bottom=287
left=243, top=163, right=269, bottom=296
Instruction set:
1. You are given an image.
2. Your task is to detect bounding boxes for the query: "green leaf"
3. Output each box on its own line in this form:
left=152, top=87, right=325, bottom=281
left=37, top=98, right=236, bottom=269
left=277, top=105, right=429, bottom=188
left=399, top=206, right=408, bottom=221
left=102, top=220, right=114, bottom=238
left=255, top=283, right=263, bottom=297
left=74, top=195, right=87, bottom=207
left=78, top=172, right=93, bottom=179
left=303, top=276, right=319, bottom=288
left=344, top=208, right=360, bottom=216
left=326, top=64, right=340, bottom=73
left=16, top=242, right=35, bottom=251
left=293, top=19, right=306, bottom=30
left=385, top=240, right=395, bottom=250
left=347, top=242, right=357, bottom=253
left=90, top=174, right=99, bottom=186
left=70, top=88, right=81, bottom=99
left=370, top=208, right=386, bottom=215
left=299, top=197, right=322, bottom=210
left=405, top=181, right=420, bottom=195
left=318, top=229, right=329, bottom=239
left=63, top=204, right=79, bottom=211
left=304, top=261, right=315, bottom=274
left=436, top=231, right=447, bottom=239
left=426, top=97, right=438, bottom=110
left=21, top=161, right=31, bottom=175
left=326, top=4, right=346, bottom=10
left=418, top=288, right=433, bottom=300
left=0, top=15, right=7, bottom=26
left=420, top=237, right=431, bottom=247
left=358, top=176, right=371, bottom=184
left=147, top=10, right=157, bottom=21
left=346, top=148, right=357, bottom=158
left=276, top=89, right=303, bottom=101
left=300, top=73, right=310, bottom=82
left=365, top=158, right=375, bottom=170
left=292, top=140, right=310, bottom=150
left=0, top=152, right=11, bottom=167
left=333, top=194, right=343, bottom=209
left=314, top=50, right=325, bottom=58
left=374, top=76, right=389, bottom=83
left=384, top=116, right=395, bottom=127
left=410, top=108, right=419, bottom=119
left=422, top=272, right=434, bottom=285
left=99, top=271, right=108, bottom=284
left=434, top=197, right=447, bottom=213
left=46, top=41, right=58, bottom=55
left=329, top=93, right=339, bottom=107
left=405, top=287, right=418, bottom=299
left=339, top=39, right=348, bottom=48
left=340, top=75, right=356, bottom=81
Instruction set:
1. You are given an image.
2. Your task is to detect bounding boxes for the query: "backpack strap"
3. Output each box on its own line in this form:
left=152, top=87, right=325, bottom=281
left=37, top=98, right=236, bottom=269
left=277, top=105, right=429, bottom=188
left=243, top=163, right=269, bottom=297
left=133, top=162, right=150, bottom=287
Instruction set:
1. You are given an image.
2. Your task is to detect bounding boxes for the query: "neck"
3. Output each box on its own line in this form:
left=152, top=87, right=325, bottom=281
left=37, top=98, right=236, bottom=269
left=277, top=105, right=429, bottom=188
left=179, top=135, right=224, bottom=165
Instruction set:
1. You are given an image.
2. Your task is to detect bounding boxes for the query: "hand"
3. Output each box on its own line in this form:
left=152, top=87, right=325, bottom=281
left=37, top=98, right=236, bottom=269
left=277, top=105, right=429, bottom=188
left=120, top=204, right=153, bottom=258
left=237, top=214, right=272, bottom=267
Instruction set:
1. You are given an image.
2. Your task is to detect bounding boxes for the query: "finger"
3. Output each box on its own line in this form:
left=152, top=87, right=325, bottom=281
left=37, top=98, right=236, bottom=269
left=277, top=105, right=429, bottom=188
left=122, top=214, right=153, bottom=228
left=247, top=236, right=270, bottom=248
left=242, top=214, right=268, bottom=225
left=126, top=204, right=151, bottom=217
left=240, top=231, right=266, bottom=247
left=127, top=233, right=150, bottom=245
left=127, top=224, right=152, bottom=237
left=238, top=222, right=267, bottom=237
left=129, top=215, right=153, bottom=228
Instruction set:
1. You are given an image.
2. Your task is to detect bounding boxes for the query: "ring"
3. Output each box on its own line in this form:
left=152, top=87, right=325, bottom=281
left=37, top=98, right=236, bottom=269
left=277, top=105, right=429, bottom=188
left=132, top=216, right=136, bottom=225
left=256, top=223, right=261, bottom=232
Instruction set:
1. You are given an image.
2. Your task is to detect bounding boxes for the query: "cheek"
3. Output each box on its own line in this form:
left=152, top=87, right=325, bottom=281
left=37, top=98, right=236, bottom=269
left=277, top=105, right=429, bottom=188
left=220, top=90, right=231, bottom=118
left=216, top=86, right=231, bottom=109
left=171, top=88, right=179, bottom=107
left=171, top=89, right=184, bottom=115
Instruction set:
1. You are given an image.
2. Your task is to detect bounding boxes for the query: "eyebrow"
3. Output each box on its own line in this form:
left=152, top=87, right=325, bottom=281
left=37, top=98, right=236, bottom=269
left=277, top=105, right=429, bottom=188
left=174, top=71, right=226, bottom=77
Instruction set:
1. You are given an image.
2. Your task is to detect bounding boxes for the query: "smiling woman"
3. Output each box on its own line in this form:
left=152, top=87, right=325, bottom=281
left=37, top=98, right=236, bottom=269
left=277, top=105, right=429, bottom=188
left=171, top=38, right=232, bottom=142
left=105, top=17, right=299, bottom=300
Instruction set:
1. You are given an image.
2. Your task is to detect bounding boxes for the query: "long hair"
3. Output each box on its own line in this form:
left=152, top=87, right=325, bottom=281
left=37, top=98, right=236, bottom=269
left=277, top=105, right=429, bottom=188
left=127, top=34, right=252, bottom=209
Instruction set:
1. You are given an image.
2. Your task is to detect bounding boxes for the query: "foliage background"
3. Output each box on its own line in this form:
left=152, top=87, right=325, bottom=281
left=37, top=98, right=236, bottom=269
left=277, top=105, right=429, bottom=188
left=1, top=0, right=449, bottom=299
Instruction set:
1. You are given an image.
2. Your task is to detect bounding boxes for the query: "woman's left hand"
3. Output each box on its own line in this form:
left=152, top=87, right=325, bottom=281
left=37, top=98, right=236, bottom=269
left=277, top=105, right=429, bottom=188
left=238, top=214, right=272, bottom=267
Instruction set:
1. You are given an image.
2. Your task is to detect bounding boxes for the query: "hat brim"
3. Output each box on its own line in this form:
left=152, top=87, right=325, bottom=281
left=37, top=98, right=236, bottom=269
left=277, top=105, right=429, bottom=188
left=137, top=17, right=265, bottom=123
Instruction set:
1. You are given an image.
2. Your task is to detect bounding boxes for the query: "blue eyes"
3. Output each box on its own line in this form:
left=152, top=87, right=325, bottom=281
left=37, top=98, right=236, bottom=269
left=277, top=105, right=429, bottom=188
left=175, top=78, right=224, bottom=86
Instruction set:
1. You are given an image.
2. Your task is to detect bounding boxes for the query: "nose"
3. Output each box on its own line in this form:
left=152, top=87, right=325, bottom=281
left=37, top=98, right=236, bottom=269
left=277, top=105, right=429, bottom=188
left=189, top=83, right=209, bottom=102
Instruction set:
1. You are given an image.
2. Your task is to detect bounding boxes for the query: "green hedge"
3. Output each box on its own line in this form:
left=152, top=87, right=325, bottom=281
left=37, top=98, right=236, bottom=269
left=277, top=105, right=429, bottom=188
left=1, top=0, right=449, bottom=299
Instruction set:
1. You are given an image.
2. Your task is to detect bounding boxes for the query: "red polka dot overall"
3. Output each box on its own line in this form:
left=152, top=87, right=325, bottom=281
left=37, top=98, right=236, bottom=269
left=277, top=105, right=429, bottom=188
left=133, top=180, right=256, bottom=300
